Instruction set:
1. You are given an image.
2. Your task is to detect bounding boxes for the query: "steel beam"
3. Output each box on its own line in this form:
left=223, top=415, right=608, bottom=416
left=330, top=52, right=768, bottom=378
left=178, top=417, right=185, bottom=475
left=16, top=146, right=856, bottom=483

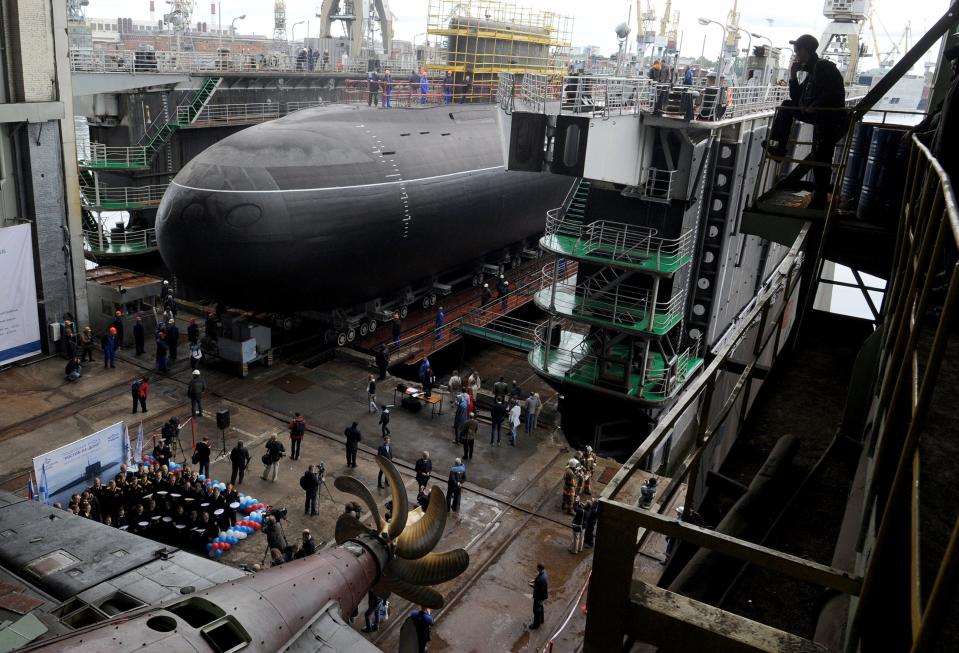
left=628, top=580, right=827, bottom=653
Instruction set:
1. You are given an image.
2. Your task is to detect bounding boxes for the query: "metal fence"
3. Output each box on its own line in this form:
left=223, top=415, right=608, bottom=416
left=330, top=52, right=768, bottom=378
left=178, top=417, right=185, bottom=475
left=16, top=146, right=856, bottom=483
left=68, top=48, right=419, bottom=76
left=180, top=102, right=281, bottom=126
left=848, top=135, right=959, bottom=651
left=343, top=78, right=498, bottom=106
left=79, top=183, right=168, bottom=209
left=83, top=227, right=158, bottom=253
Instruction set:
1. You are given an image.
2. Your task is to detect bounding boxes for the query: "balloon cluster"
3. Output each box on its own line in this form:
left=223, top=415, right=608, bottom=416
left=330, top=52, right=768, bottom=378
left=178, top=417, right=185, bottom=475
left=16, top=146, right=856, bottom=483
left=138, top=454, right=182, bottom=473
left=203, top=491, right=268, bottom=558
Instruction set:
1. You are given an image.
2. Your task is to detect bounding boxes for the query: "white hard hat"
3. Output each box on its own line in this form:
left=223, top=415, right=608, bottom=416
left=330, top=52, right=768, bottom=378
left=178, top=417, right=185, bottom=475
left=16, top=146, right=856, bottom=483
left=163, top=279, right=169, bottom=284
left=192, top=370, right=201, bottom=375
left=568, top=458, right=580, bottom=467
left=483, top=283, right=488, bottom=287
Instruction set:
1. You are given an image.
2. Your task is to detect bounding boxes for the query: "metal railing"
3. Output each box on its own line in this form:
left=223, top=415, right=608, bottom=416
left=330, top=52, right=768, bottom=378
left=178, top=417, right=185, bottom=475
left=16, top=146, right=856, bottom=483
left=458, top=307, right=542, bottom=349
left=539, top=270, right=686, bottom=336
left=529, top=324, right=701, bottom=402
left=849, top=135, right=959, bottom=651
left=697, top=84, right=790, bottom=121
left=520, top=73, right=562, bottom=114
left=179, top=102, right=281, bottom=126
left=76, top=140, right=149, bottom=168
left=544, top=210, right=695, bottom=271
left=79, top=182, right=168, bottom=209
left=83, top=227, right=158, bottom=253
left=643, top=168, right=677, bottom=201
left=559, top=75, right=656, bottom=117
left=343, top=78, right=498, bottom=106
left=285, top=101, right=325, bottom=113
left=68, top=48, right=420, bottom=76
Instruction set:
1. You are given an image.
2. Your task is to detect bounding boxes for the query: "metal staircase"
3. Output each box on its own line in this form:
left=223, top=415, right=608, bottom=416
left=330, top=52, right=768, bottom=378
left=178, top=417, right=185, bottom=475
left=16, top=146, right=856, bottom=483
left=77, top=77, right=221, bottom=170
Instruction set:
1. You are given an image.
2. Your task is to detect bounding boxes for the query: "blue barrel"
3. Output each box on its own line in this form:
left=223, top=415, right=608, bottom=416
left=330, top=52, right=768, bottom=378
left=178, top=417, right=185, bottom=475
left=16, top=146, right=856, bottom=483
left=840, top=122, right=873, bottom=209
left=857, top=128, right=900, bottom=221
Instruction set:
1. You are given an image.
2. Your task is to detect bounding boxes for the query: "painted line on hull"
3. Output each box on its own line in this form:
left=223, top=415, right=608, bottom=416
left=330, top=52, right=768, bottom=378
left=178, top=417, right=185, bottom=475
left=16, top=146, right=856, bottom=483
left=170, top=165, right=505, bottom=194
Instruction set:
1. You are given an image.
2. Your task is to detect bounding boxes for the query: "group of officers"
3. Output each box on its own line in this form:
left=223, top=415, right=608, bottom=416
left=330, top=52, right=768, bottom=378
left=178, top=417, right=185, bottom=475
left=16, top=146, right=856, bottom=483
left=63, top=459, right=242, bottom=554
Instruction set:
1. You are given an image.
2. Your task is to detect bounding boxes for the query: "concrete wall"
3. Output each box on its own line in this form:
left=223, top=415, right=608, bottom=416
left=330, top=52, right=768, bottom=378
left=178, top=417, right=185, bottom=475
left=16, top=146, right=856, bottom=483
left=0, top=0, right=89, bottom=353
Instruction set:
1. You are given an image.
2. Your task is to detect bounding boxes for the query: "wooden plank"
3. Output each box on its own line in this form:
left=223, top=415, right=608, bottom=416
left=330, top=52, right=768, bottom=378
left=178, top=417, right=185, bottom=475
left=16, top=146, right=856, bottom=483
left=625, top=502, right=862, bottom=595
left=628, top=580, right=827, bottom=653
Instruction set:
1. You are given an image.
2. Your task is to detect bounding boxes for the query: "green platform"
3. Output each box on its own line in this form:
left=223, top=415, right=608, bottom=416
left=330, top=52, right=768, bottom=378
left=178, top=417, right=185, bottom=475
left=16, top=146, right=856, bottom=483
left=529, top=335, right=704, bottom=403
left=541, top=233, right=692, bottom=275
left=456, top=324, right=535, bottom=351
left=534, top=286, right=682, bottom=336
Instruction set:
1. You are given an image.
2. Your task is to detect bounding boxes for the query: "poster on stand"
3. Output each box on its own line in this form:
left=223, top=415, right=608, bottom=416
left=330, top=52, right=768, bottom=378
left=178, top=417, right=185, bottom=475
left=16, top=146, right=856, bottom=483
left=0, top=224, right=41, bottom=365
left=33, top=422, right=128, bottom=506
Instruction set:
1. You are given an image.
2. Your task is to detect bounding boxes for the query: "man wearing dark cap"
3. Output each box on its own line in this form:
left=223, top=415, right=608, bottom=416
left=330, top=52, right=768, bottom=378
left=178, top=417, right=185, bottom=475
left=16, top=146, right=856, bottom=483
left=765, top=33, right=846, bottom=209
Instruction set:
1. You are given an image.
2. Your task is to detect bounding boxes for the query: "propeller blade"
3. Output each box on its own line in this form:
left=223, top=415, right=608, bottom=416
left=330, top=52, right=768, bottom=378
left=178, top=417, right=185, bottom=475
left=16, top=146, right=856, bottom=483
left=376, top=455, right=408, bottom=540
left=334, top=513, right=374, bottom=545
left=396, top=486, right=448, bottom=559
left=388, top=549, right=470, bottom=586
left=334, top=475, right=384, bottom=532
left=383, top=576, right=445, bottom=610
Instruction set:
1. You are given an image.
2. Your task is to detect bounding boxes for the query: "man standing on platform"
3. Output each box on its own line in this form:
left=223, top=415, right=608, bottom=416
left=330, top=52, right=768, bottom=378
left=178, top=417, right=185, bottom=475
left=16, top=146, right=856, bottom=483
left=261, top=435, right=285, bottom=482
left=112, top=311, right=124, bottom=349
left=300, top=465, right=320, bottom=516
left=374, top=344, right=390, bottom=380
left=344, top=422, right=362, bottom=468
left=165, top=320, right=180, bottom=361
left=288, top=412, right=306, bottom=461
left=491, top=398, right=507, bottom=445
left=435, top=306, right=445, bottom=340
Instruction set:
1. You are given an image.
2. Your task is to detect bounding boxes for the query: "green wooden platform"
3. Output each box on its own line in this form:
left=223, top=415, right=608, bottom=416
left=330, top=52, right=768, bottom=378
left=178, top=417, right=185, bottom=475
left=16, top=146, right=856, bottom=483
left=455, top=324, right=535, bottom=351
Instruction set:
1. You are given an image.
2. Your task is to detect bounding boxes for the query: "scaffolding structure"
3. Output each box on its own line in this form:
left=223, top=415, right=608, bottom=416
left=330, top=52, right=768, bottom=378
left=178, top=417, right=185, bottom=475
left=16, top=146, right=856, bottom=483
left=425, top=0, right=572, bottom=80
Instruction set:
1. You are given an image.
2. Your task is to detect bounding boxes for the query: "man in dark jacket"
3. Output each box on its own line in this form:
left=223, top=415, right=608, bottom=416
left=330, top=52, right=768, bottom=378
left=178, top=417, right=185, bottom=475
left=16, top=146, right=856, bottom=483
left=131, top=375, right=148, bottom=413
left=410, top=607, right=433, bottom=652
left=528, top=563, right=549, bottom=629
left=261, top=435, right=285, bottom=482
left=188, top=370, right=206, bottom=416
left=230, top=441, right=251, bottom=485
left=367, top=70, right=380, bottom=106
left=461, top=413, right=478, bottom=460
left=415, top=451, right=432, bottom=492
left=344, top=422, right=362, bottom=468
left=112, top=311, right=124, bottom=349
left=446, top=459, right=466, bottom=512
left=187, top=318, right=200, bottom=346
left=133, top=315, right=145, bottom=355
left=377, top=436, right=393, bottom=489
left=374, top=344, right=390, bottom=380
left=491, top=399, right=508, bottom=445
left=289, top=412, right=306, bottom=461
left=205, top=312, right=218, bottom=340
left=300, top=465, right=320, bottom=516
left=766, top=33, right=846, bottom=209
left=165, top=321, right=180, bottom=361
left=194, top=436, right=212, bottom=478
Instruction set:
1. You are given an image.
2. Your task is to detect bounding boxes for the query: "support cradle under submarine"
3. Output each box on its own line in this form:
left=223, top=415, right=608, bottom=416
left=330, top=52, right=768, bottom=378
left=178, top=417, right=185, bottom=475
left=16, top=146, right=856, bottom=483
left=156, top=102, right=572, bottom=338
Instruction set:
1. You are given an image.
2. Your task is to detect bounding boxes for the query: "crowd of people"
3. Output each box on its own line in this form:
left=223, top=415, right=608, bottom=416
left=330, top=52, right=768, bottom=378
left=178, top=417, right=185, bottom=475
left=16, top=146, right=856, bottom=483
left=58, top=460, right=241, bottom=554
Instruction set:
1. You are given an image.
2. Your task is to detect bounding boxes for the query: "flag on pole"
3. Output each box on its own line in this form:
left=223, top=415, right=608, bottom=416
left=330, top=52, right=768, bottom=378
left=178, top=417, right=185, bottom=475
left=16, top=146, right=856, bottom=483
left=27, top=474, right=37, bottom=501
left=134, top=422, right=144, bottom=466
left=123, top=422, right=131, bottom=467
left=40, top=464, right=49, bottom=505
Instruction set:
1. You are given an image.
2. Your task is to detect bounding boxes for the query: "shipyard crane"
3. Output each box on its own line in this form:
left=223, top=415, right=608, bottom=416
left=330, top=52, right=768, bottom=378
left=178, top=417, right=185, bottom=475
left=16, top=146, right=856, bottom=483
left=273, top=0, right=288, bottom=43
left=67, top=0, right=89, bottom=22
left=723, top=0, right=741, bottom=77
left=317, top=0, right=393, bottom=61
left=636, top=0, right=656, bottom=72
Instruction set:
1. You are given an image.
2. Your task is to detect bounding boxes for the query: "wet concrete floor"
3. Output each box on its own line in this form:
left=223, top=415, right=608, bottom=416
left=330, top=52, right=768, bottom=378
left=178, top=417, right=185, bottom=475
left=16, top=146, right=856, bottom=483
left=0, top=334, right=607, bottom=652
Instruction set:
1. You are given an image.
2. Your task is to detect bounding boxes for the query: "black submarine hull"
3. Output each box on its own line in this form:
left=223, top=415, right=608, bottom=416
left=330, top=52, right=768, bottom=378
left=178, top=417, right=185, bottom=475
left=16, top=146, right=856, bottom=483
left=156, top=103, right=572, bottom=310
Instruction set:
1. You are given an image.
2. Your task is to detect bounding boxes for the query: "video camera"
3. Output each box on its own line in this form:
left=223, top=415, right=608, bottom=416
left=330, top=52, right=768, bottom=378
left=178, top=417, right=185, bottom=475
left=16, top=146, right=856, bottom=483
left=264, top=507, right=288, bottom=522
left=315, top=462, right=326, bottom=479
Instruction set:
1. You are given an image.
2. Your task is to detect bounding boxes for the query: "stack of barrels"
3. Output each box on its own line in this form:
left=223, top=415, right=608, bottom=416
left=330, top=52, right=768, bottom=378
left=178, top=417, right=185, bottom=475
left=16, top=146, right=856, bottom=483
left=840, top=123, right=905, bottom=223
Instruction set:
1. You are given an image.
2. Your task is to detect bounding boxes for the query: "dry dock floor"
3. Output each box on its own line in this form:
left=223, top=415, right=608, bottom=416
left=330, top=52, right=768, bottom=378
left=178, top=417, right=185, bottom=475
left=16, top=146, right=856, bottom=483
left=0, top=341, right=613, bottom=652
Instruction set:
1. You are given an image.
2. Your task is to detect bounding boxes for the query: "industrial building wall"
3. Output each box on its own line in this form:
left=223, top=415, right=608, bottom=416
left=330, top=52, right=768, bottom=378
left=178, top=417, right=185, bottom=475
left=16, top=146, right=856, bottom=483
left=0, top=0, right=89, bottom=350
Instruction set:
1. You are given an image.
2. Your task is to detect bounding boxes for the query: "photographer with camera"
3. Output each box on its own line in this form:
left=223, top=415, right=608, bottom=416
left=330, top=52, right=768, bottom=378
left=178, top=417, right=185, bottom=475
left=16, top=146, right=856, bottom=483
left=261, top=434, right=286, bottom=482
left=300, top=464, right=322, bottom=516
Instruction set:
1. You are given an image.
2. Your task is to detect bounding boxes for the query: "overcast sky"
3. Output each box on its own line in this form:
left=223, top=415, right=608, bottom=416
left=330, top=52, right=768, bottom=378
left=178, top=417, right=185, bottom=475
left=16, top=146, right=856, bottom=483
left=84, top=0, right=950, bottom=69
